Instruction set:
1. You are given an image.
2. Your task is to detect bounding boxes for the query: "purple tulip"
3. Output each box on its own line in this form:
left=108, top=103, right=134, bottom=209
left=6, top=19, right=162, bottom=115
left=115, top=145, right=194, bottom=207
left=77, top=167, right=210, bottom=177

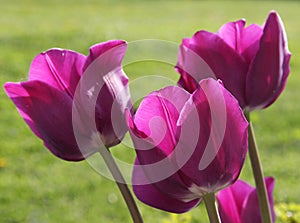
left=217, top=177, right=276, bottom=223
left=176, top=11, right=291, bottom=111
left=127, top=78, right=248, bottom=213
left=4, top=40, right=131, bottom=161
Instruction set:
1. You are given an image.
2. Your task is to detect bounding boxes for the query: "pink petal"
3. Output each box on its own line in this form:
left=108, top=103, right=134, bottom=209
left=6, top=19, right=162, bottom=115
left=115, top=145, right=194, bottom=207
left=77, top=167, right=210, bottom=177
left=217, top=19, right=263, bottom=63
left=241, top=177, right=276, bottom=223
left=28, top=49, right=85, bottom=97
left=240, top=24, right=263, bottom=64
left=94, top=64, right=130, bottom=147
left=176, top=66, right=199, bottom=93
left=175, top=39, right=215, bottom=93
left=4, top=82, right=43, bottom=139
left=132, top=159, right=200, bottom=213
left=246, top=11, right=290, bottom=110
left=217, top=180, right=253, bottom=223
left=75, top=40, right=130, bottom=147
left=82, top=40, right=127, bottom=75
left=266, top=177, right=276, bottom=222
left=217, top=20, right=246, bottom=53
left=132, top=86, right=190, bottom=158
left=177, top=79, right=248, bottom=192
left=128, top=87, right=196, bottom=197
left=4, top=81, right=92, bottom=161
left=180, top=32, right=248, bottom=107
left=260, top=12, right=291, bottom=109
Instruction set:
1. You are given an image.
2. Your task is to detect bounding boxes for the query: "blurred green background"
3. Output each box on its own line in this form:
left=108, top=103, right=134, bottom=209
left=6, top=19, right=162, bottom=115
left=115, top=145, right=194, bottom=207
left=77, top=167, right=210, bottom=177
left=1, top=0, right=300, bottom=222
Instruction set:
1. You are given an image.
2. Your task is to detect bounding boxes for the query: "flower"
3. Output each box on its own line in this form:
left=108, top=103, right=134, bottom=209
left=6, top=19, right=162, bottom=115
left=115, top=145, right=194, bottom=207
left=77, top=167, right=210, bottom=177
left=217, top=177, right=276, bottom=223
left=4, top=40, right=131, bottom=161
left=176, top=11, right=291, bottom=111
left=127, top=78, right=248, bottom=213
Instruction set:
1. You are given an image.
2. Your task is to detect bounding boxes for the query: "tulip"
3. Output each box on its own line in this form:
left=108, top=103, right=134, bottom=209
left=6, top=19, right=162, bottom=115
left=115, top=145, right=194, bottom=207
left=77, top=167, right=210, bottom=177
left=217, top=177, right=276, bottom=223
left=4, top=40, right=131, bottom=161
left=127, top=78, right=248, bottom=213
left=176, top=11, right=291, bottom=111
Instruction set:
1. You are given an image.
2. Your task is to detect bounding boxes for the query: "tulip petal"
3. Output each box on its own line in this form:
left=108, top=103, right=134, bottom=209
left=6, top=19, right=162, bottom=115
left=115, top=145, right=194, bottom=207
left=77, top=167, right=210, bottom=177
left=246, top=12, right=289, bottom=110
left=28, top=49, right=85, bottom=97
left=176, top=40, right=216, bottom=93
left=261, top=13, right=291, bottom=109
left=266, top=177, right=276, bottom=222
left=179, top=32, right=248, bottom=107
left=241, top=177, right=276, bottom=223
left=128, top=87, right=197, bottom=201
left=83, top=40, right=127, bottom=73
left=218, top=20, right=263, bottom=64
left=240, top=24, right=263, bottom=64
left=76, top=40, right=130, bottom=147
left=177, top=79, right=248, bottom=192
left=131, top=86, right=190, bottom=159
left=4, top=82, right=43, bottom=139
left=217, top=20, right=246, bottom=53
left=217, top=180, right=253, bottom=223
left=132, top=159, right=200, bottom=214
left=129, top=109, right=183, bottom=186
left=4, top=81, right=90, bottom=161
left=176, top=66, right=199, bottom=93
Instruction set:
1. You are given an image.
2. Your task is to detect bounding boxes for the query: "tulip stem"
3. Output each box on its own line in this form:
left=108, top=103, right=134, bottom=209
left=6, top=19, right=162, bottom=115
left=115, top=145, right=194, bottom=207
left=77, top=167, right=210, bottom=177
left=98, top=148, right=143, bottom=223
left=203, top=193, right=221, bottom=223
left=244, top=112, right=272, bottom=223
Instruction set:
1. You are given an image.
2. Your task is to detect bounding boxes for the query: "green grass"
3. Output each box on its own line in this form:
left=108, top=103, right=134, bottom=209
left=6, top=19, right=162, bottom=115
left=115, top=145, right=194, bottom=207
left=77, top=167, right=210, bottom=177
left=1, top=0, right=300, bottom=222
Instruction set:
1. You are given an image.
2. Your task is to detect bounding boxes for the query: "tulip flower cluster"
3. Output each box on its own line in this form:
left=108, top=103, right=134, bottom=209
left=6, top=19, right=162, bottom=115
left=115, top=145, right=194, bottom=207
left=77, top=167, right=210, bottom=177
left=4, top=10, right=290, bottom=223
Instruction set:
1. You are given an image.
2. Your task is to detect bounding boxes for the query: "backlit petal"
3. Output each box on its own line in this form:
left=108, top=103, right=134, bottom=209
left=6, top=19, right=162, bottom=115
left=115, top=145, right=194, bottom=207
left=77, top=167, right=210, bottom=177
left=28, top=49, right=85, bottom=97
left=4, top=81, right=92, bottom=161
left=217, top=180, right=253, bottom=223
left=180, top=32, right=248, bottom=107
left=240, top=24, right=263, bottom=64
left=246, top=12, right=289, bottom=110
left=132, top=86, right=190, bottom=158
left=132, top=159, right=200, bottom=213
left=241, top=177, right=276, bottom=223
left=75, top=40, right=130, bottom=147
left=177, top=79, right=248, bottom=192
left=217, top=20, right=246, bottom=53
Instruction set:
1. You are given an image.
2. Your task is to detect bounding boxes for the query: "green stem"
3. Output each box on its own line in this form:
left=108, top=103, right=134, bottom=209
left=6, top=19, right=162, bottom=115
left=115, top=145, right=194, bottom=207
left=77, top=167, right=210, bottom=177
left=98, top=148, right=143, bottom=223
left=244, top=112, right=272, bottom=223
left=203, top=193, right=221, bottom=223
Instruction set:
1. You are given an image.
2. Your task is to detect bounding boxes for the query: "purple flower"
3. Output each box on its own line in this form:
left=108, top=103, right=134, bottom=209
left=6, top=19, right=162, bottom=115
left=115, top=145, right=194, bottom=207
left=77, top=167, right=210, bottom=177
left=4, top=40, right=131, bottom=161
left=217, top=177, right=276, bottom=223
left=127, top=78, right=248, bottom=213
left=176, top=11, right=291, bottom=111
